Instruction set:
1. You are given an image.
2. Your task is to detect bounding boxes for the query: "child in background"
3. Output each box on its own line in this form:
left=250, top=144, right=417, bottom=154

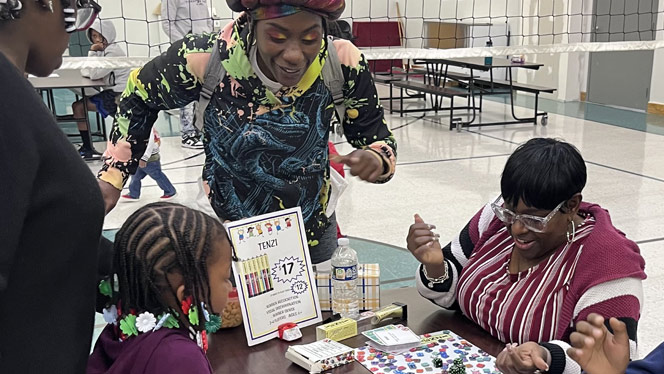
left=161, top=0, right=213, bottom=149
left=567, top=313, right=663, bottom=374
left=121, top=126, right=177, bottom=201
left=73, top=19, right=130, bottom=160
left=87, top=203, right=234, bottom=373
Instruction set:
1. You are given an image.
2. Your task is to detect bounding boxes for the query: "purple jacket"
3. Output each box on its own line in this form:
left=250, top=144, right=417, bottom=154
left=87, top=325, right=213, bottom=373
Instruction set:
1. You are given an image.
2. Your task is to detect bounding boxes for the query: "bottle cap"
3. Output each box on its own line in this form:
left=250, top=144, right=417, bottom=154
left=338, top=237, right=350, bottom=247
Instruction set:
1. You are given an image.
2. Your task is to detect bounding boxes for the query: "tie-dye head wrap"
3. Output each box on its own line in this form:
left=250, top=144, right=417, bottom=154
left=226, top=0, right=345, bottom=20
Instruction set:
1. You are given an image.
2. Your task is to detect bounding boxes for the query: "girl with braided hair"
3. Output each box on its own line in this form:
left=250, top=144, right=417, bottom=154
left=0, top=0, right=103, bottom=372
left=87, top=202, right=234, bottom=374
left=97, top=0, right=397, bottom=264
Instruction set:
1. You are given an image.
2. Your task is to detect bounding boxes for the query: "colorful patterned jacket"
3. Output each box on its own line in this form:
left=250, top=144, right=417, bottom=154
left=98, top=15, right=397, bottom=249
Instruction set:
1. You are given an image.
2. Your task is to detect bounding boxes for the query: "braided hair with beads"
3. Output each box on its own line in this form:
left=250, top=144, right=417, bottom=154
left=0, top=0, right=25, bottom=20
left=0, top=0, right=87, bottom=34
left=111, top=202, right=229, bottom=333
left=0, top=0, right=73, bottom=21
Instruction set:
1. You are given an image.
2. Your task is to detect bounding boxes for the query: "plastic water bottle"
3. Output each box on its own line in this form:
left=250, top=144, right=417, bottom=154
left=331, top=238, right=360, bottom=319
left=484, top=38, right=493, bottom=65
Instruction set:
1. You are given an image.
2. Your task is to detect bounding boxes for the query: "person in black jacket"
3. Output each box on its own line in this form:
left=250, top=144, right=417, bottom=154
left=0, top=0, right=105, bottom=372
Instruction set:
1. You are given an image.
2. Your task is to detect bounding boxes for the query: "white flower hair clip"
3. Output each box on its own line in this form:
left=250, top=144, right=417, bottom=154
left=135, top=312, right=158, bottom=333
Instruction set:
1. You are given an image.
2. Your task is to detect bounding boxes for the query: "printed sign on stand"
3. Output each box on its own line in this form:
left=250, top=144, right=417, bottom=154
left=226, top=207, right=322, bottom=346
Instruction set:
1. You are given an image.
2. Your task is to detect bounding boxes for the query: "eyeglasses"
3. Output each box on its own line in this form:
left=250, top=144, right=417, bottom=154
left=64, top=0, right=102, bottom=33
left=491, top=197, right=565, bottom=233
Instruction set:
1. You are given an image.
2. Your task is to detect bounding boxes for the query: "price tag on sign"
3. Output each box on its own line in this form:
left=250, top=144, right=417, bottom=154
left=272, top=256, right=305, bottom=284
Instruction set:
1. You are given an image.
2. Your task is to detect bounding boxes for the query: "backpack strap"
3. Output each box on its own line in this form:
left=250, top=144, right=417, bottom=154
left=321, top=36, right=346, bottom=134
left=195, top=39, right=226, bottom=132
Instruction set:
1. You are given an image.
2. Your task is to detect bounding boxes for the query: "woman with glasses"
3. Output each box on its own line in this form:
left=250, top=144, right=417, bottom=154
left=0, top=0, right=104, bottom=372
left=406, top=138, right=646, bottom=374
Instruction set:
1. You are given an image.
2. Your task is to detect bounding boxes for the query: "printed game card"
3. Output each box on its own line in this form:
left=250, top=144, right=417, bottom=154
left=226, top=207, right=322, bottom=346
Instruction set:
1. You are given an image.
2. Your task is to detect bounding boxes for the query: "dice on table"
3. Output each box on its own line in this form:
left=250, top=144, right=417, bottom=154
left=448, top=358, right=466, bottom=374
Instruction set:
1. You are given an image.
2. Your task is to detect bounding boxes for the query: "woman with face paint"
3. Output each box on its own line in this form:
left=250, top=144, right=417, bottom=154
left=0, top=0, right=105, bottom=372
left=97, top=0, right=397, bottom=264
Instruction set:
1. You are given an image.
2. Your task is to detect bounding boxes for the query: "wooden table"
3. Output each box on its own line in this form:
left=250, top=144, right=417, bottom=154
left=29, top=69, right=108, bottom=150
left=208, top=287, right=503, bottom=373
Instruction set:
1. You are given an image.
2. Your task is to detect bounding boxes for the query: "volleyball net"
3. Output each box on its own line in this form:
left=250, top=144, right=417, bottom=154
left=62, top=0, right=664, bottom=70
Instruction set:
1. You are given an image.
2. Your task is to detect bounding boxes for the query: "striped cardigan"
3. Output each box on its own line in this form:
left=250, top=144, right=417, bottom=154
left=417, top=200, right=646, bottom=374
